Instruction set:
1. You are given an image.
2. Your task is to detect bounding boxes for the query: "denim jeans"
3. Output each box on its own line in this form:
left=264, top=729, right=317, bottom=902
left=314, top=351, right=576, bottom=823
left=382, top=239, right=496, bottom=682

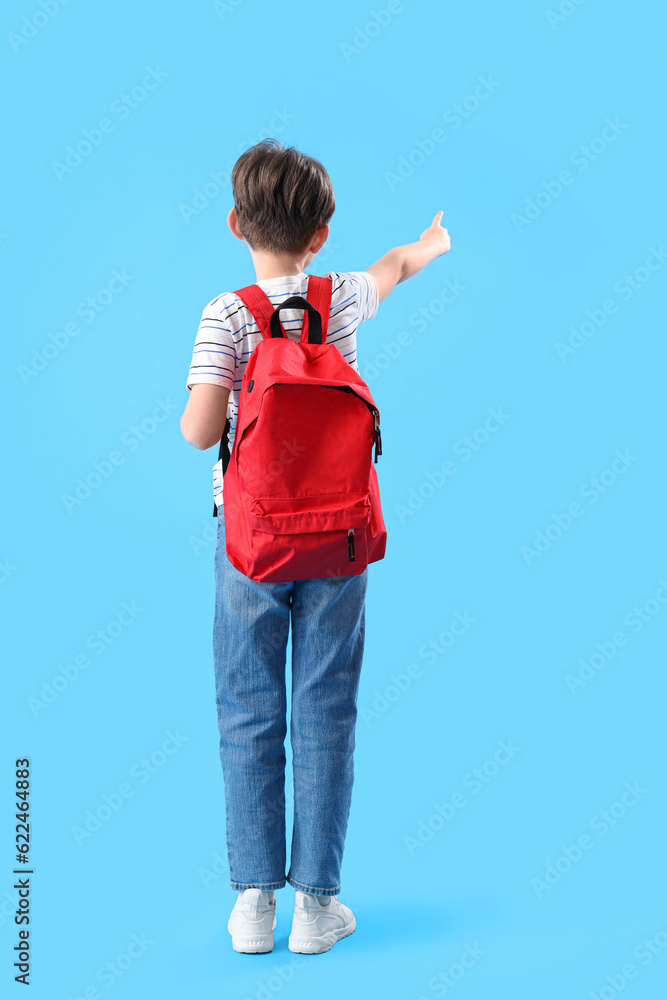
left=213, top=507, right=368, bottom=895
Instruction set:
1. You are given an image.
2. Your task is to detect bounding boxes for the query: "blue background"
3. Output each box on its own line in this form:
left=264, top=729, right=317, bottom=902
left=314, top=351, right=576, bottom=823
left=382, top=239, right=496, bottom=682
left=3, top=0, right=667, bottom=997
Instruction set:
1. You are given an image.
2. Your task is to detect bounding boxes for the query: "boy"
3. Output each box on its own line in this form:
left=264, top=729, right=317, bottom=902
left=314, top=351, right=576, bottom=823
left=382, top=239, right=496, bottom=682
left=180, top=139, right=450, bottom=954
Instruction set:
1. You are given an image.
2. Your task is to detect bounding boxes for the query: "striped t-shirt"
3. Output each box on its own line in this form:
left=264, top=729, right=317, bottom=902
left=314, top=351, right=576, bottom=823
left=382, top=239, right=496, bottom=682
left=185, top=270, right=379, bottom=507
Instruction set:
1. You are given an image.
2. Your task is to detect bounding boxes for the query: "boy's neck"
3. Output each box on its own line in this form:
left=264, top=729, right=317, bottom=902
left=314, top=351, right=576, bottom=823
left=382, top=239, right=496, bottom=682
left=250, top=249, right=313, bottom=282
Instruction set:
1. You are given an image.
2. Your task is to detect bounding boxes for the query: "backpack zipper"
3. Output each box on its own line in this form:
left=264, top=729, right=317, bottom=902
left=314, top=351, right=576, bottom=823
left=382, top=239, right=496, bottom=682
left=347, top=528, right=355, bottom=561
left=373, top=410, right=382, bottom=463
left=235, top=385, right=383, bottom=468
left=326, top=385, right=383, bottom=464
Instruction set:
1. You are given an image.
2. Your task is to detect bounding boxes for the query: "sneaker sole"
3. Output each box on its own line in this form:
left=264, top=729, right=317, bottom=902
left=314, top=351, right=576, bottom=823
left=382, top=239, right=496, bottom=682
left=288, top=917, right=356, bottom=954
left=231, top=936, right=274, bottom=954
left=229, top=915, right=276, bottom=954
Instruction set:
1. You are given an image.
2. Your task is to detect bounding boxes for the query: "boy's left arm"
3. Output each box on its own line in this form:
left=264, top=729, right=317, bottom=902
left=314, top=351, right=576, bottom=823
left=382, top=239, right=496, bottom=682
left=180, top=384, right=230, bottom=450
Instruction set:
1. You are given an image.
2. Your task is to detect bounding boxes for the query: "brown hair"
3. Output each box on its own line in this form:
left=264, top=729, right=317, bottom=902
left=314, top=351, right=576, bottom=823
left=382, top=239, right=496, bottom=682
left=231, top=139, right=335, bottom=254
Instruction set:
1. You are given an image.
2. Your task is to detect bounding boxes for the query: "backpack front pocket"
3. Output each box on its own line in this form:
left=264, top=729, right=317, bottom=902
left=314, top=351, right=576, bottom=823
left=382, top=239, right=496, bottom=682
left=246, top=492, right=371, bottom=580
left=249, top=491, right=370, bottom=533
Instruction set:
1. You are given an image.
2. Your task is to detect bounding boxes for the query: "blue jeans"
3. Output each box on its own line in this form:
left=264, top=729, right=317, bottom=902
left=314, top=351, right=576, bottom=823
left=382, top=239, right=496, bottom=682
left=213, top=508, right=368, bottom=895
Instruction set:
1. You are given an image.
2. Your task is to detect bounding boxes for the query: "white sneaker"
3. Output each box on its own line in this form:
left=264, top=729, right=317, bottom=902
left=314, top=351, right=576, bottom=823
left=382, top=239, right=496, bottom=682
left=288, top=891, right=356, bottom=954
left=227, top=888, right=277, bottom=953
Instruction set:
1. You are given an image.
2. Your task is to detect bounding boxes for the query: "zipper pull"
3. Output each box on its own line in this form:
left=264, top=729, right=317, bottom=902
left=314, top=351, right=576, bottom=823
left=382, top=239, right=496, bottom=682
left=347, top=528, right=355, bottom=561
left=373, top=411, right=382, bottom=463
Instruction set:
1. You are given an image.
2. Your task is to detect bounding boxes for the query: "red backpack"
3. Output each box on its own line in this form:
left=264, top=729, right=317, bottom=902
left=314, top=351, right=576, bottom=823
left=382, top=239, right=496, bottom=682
left=214, top=274, right=387, bottom=582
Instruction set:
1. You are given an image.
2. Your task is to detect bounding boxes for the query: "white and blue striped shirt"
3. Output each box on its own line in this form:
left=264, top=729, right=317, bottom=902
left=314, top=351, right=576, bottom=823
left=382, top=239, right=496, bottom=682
left=186, top=270, right=379, bottom=507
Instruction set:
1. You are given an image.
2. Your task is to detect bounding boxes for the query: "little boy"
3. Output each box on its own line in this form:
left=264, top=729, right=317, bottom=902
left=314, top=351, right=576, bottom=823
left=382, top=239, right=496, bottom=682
left=180, top=139, right=450, bottom=954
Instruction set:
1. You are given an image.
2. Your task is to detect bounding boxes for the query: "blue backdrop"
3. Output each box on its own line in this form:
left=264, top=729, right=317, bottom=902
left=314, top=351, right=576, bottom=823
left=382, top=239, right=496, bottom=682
left=3, top=1, right=667, bottom=997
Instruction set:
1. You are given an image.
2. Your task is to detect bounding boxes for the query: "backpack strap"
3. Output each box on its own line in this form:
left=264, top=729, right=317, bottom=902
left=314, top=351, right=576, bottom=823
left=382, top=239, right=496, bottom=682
left=235, top=275, right=333, bottom=343
left=234, top=283, right=277, bottom=340
left=303, top=275, right=332, bottom=344
left=212, top=415, right=230, bottom=518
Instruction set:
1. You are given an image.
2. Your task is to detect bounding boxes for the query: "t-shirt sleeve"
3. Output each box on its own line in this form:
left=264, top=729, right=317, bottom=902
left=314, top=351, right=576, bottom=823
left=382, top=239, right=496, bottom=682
left=327, top=270, right=380, bottom=325
left=185, top=298, right=237, bottom=392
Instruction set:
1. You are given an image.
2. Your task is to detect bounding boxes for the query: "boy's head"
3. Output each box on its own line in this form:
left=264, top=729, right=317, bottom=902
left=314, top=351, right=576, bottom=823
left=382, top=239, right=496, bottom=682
left=230, top=139, right=335, bottom=257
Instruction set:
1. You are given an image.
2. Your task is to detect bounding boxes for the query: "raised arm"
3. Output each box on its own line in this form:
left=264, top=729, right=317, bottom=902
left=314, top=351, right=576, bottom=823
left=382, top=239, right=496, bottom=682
left=366, top=211, right=451, bottom=302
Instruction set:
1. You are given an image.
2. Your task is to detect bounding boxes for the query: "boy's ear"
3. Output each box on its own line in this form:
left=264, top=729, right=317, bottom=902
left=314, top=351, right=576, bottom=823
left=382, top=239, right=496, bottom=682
left=309, top=224, right=329, bottom=255
left=227, top=207, right=245, bottom=241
